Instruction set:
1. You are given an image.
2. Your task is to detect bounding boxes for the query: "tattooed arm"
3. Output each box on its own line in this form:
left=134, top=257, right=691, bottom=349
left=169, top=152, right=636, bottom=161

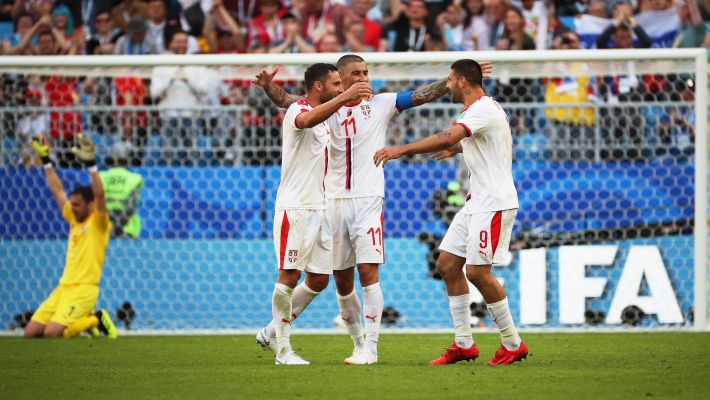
left=410, top=61, right=493, bottom=106
left=374, top=125, right=467, bottom=166
left=254, top=67, right=301, bottom=109
left=411, top=78, right=449, bottom=106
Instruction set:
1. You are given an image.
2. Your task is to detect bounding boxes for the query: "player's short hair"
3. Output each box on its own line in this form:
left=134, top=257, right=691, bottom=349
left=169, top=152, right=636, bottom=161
left=70, top=186, right=94, bottom=203
left=336, top=54, right=365, bottom=71
left=450, top=59, right=483, bottom=87
left=304, top=63, right=338, bottom=91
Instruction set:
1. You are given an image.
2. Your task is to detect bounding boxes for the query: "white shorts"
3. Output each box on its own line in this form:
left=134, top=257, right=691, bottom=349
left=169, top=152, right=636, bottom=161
left=273, top=209, right=333, bottom=274
left=439, top=208, right=517, bottom=266
left=328, top=196, right=384, bottom=270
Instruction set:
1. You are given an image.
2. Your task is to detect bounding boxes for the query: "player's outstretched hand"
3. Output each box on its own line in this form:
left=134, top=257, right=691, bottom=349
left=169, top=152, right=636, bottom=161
left=254, top=66, right=280, bottom=87
left=429, top=148, right=458, bottom=161
left=32, top=135, right=51, bottom=165
left=480, top=61, right=493, bottom=79
left=342, top=82, right=372, bottom=103
left=373, top=146, right=404, bottom=167
left=71, top=134, right=96, bottom=164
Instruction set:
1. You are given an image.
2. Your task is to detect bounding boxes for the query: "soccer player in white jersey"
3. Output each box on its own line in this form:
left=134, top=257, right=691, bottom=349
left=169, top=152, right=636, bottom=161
left=257, top=63, right=372, bottom=365
left=255, top=55, right=492, bottom=365
left=374, top=59, right=529, bottom=366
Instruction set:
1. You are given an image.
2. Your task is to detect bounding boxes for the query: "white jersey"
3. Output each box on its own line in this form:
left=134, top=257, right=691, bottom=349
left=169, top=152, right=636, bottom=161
left=274, top=100, right=331, bottom=210
left=453, top=96, right=519, bottom=214
left=325, top=93, right=399, bottom=199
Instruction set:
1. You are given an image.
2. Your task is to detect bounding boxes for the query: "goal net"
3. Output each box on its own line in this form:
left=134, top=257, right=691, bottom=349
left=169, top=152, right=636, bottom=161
left=0, top=50, right=707, bottom=332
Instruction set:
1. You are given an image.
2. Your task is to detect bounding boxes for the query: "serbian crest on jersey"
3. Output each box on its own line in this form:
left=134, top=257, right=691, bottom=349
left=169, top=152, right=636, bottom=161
left=360, top=104, right=372, bottom=119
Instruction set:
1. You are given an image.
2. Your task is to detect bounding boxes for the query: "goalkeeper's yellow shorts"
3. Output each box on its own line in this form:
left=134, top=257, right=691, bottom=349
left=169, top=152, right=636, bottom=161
left=31, top=284, right=99, bottom=326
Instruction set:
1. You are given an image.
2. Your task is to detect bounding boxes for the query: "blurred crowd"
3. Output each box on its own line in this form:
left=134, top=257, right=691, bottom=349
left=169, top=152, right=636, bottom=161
left=0, top=0, right=707, bottom=55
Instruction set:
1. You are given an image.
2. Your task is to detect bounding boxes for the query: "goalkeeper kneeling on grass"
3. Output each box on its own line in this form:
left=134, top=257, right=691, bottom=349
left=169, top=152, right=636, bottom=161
left=24, top=135, right=118, bottom=339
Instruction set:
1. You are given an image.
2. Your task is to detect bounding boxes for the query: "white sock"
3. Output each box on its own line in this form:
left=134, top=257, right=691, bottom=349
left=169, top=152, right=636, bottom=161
left=449, top=293, right=474, bottom=349
left=487, top=297, right=521, bottom=350
left=271, top=283, right=294, bottom=356
left=265, top=282, right=320, bottom=338
left=337, top=290, right=365, bottom=349
left=363, top=282, right=384, bottom=358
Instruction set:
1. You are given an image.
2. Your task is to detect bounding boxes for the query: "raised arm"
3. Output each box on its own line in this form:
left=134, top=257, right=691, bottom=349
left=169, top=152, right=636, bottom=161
left=13, top=15, right=47, bottom=55
left=89, top=169, right=107, bottom=214
left=296, top=82, right=372, bottom=128
left=32, top=136, right=67, bottom=210
left=374, top=124, right=468, bottom=166
left=410, top=61, right=492, bottom=106
left=213, top=0, right=245, bottom=52
left=254, top=67, right=301, bottom=109
left=72, top=135, right=107, bottom=214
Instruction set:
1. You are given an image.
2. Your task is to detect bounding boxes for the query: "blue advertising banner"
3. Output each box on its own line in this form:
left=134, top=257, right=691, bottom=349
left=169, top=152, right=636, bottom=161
left=0, top=236, right=692, bottom=330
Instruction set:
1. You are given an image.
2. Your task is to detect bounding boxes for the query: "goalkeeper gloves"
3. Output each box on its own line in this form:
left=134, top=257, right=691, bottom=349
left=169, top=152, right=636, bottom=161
left=31, top=136, right=51, bottom=166
left=71, top=135, right=97, bottom=169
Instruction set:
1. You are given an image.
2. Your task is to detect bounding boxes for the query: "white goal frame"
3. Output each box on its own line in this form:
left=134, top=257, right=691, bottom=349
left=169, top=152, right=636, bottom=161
left=1, top=49, right=707, bottom=332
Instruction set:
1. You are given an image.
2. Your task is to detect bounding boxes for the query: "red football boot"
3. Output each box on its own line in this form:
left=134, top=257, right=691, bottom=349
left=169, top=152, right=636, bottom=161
left=429, top=342, right=480, bottom=365
left=487, top=341, right=529, bottom=366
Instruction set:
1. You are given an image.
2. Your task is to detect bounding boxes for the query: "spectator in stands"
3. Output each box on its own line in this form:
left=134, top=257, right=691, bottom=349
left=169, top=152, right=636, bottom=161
left=43, top=73, right=84, bottom=167
left=115, top=76, right=150, bottom=165
left=146, top=0, right=168, bottom=53
left=518, top=0, right=549, bottom=50
left=594, top=4, right=649, bottom=160
left=86, top=11, right=121, bottom=55
left=15, top=88, right=47, bottom=166
left=486, top=0, right=508, bottom=49
left=248, top=0, right=285, bottom=49
left=203, top=0, right=245, bottom=53
left=350, top=0, right=383, bottom=50
left=342, top=18, right=377, bottom=51
left=82, top=74, right=115, bottom=136
left=11, top=0, right=53, bottom=20
left=299, top=0, right=344, bottom=43
left=462, top=0, right=492, bottom=50
left=317, top=31, right=341, bottom=51
left=111, top=0, right=149, bottom=32
left=80, top=0, right=102, bottom=34
left=150, top=31, right=219, bottom=165
left=653, top=77, right=695, bottom=159
left=224, top=0, right=264, bottom=32
left=382, top=0, right=441, bottom=52
left=13, top=15, right=68, bottom=55
left=0, top=0, right=10, bottom=22
left=545, top=30, right=597, bottom=160
left=437, top=3, right=466, bottom=51
left=586, top=0, right=609, bottom=17
left=268, top=12, right=316, bottom=53
left=491, top=6, right=539, bottom=128
left=650, top=0, right=674, bottom=10
left=114, top=17, right=157, bottom=55
left=553, top=0, right=585, bottom=16
left=2, top=13, right=34, bottom=55
left=51, top=5, right=83, bottom=44
left=497, top=7, right=535, bottom=50
left=596, top=2, right=652, bottom=49
left=673, top=0, right=708, bottom=49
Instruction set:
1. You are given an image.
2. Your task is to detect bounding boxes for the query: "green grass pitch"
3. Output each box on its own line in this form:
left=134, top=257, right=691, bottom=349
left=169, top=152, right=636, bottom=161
left=1, top=332, right=708, bottom=399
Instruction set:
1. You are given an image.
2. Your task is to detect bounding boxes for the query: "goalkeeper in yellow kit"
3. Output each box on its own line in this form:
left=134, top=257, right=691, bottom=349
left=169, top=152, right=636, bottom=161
left=23, top=135, right=118, bottom=339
